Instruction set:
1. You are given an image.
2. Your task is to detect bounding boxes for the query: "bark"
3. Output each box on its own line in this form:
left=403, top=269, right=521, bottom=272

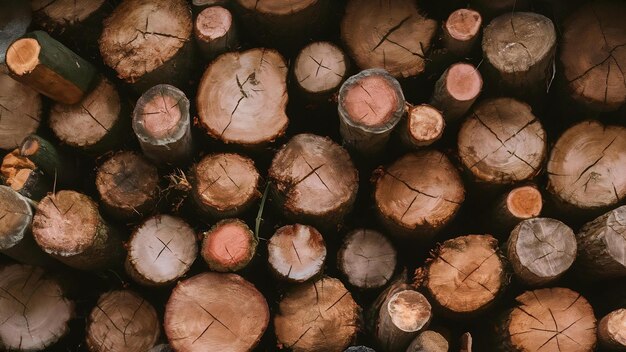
left=430, top=63, right=482, bottom=122
left=86, top=290, right=160, bottom=352
left=193, top=0, right=231, bottom=12
left=399, top=104, right=445, bottom=149
left=598, top=309, right=626, bottom=351
left=125, top=215, right=197, bottom=286
left=490, top=184, right=543, bottom=236
left=0, top=65, right=41, bottom=150
left=194, top=6, right=238, bottom=60
left=338, top=228, right=397, bottom=289
left=274, top=276, right=359, bottom=352
left=201, top=218, right=257, bottom=272
left=19, top=134, right=78, bottom=185
left=406, top=330, right=449, bottom=352
left=267, top=224, right=326, bottom=283
left=0, top=0, right=30, bottom=63
left=443, top=9, right=482, bottom=57
left=294, top=41, right=349, bottom=101
left=164, top=272, right=269, bottom=352
left=1, top=149, right=50, bottom=200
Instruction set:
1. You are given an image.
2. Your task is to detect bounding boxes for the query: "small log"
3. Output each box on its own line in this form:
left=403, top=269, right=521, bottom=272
left=267, top=224, right=327, bottom=283
left=6, top=30, right=98, bottom=105
left=375, top=289, right=432, bottom=352
left=191, top=153, right=260, bottom=218
left=95, top=151, right=159, bottom=220
left=490, top=184, right=543, bottom=235
left=196, top=48, right=288, bottom=147
left=32, top=190, right=124, bottom=270
left=201, top=218, right=257, bottom=272
left=560, top=1, right=626, bottom=111
left=86, top=290, right=160, bottom=352
left=443, top=9, right=482, bottom=57
left=506, top=218, right=576, bottom=286
left=498, top=288, right=596, bottom=352
left=164, top=272, right=269, bottom=352
left=470, top=0, right=528, bottom=20
left=341, top=0, right=437, bottom=78
left=374, top=151, right=465, bottom=240
left=125, top=215, right=198, bottom=286
left=399, top=104, right=445, bottom=149
left=598, top=309, right=626, bottom=351
left=99, top=0, right=194, bottom=92
left=0, top=264, right=74, bottom=352
left=194, top=6, right=237, bottom=60
left=460, top=332, right=472, bottom=352
left=406, top=330, right=449, bottom=352
left=0, top=65, right=41, bottom=150
left=416, top=235, right=505, bottom=316
left=338, top=228, right=397, bottom=290
left=338, top=68, right=405, bottom=155
left=20, top=134, right=77, bottom=184
left=430, top=63, right=482, bottom=122
left=133, top=84, right=193, bottom=166
left=458, top=98, right=547, bottom=186
left=293, top=41, right=349, bottom=100
left=49, top=76, right=126, bottom=154
left=274, top=277, right=359, bottom=351
left=269, top=133, right=358, bottom=228
left=0, top=0, right=30, bottom=63
left=1, top=149, right=49, bottom=200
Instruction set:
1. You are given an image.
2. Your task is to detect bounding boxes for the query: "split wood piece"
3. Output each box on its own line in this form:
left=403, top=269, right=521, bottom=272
left=197, top=48, right=288, bottom=147
left=164, top=272, right=269, bottom=352
left=194, top=6, right=237, bottom=60
left=96, top=151, right=159, bottom=220
left=507, top=218, right=576, bottom=286
left=193, top=0, right=230, bottom=12
left=375, top=289, right=432, bottom=352
left=406, top=330, right=449, bottom=352
left=0, top=265, right=74, bottom=352
left=338, top=228, right=396, bottom=289
left=274, top=277, right=359, bottom=352
left=458, top=98, right=546, bottom=185
left=338, top=69, right=405, bottom=155
left=490, top=184, right=543, bottom=235
left=125, top=215, right=198, bottom=286
left=460, top=332, right=472, bottom=352
left=267, top=224, right=326, bottom=283
left=0, top=0, right=30, bottom=63
left=399, top=104, right=445, bottom=149
left=443, top=9, right=482, bottom=57
left=32, top=190, right=123, bottom=270
left=345, top=347, right=375, bottom=352
left=49, top=76, right=125, bottom=154
left=575, top=205, right=626, bottom=280
left=294, top=41, right=349, bottom=100
left=1, top=149, right=49, bottom=200
left=133, top=84, right=193, bottom=166
left=470, top=0, right=528, bottom=20
left=86, top=290, right=160, bottom=352
left=340, top=0, right=437, bottom=78
left=546, top=120, right=626, bottom=214
left=20, top=134, right=77, bottom=184
left=374, top=150, right=464, bottom=240
left=598, top=309, right=626, bottom=351
left=482, top=12, right=556, bottom=99
left=191, top=153, right=260, bottom=218
left=560, top=1, right=626, bottom=111
left=201, top=218, right=257, bottom=272
left=499, top=288, right=596, bottom=352
left=0, top=65, right=41, bottom=150
left=430, top=63, right=482, bottom=122
left=6, top=31, right=98, bottom=104
left=417, top=234, right=505, bottom=316
left=269, top=134, right=358, bottom=228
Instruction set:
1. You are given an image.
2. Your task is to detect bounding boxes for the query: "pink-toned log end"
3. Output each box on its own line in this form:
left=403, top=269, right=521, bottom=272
left=195, top=6, right=232, bottom=42
left=446, top=63, right=482, bottom=101
left=201, top=220, right=255, bottom=271
left=139, top=93, right=182, bottom=139
left=343, top=75, right=399, bottom=127
left=446, top=9, right=482, bottom=41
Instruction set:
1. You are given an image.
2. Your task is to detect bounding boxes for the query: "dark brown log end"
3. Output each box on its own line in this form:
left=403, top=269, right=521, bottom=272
left=268, top=224, right=326, bottom=283
left=294, top=41, right=348, bottom=96
left=507, top=185, right=542, bottom=220
left=598, top=309, right=626, bottom=350
left=338, top=228, right=396, bottom=289
left=405, top=105, right=445, bottom=147
left=201, top=218, right=257, bottom=272
left=0, top=65, right=41, bottom=150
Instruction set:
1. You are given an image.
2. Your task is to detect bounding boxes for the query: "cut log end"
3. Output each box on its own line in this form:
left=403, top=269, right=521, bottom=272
left=201, top=219, right=257, bottom=272
left=446, top=63, right=482, bottom=102
left=405, top=105, right=445, bottom=147
left=406, top=330, right=449, bottom=352
left=294, top=41, right=348, bottom=95
left=0, top=185, right=32, bottom=250
left=342, top=74, right=401, bottom=127
left=237, top=0, right=317, bottom=15
left=0, top=65, right=41, bottom=150
left=139, top=92, right=182, bottom=139
left=268, top=224, right=327, bottom=283
left=338, top=228, right=396, bottom=289
left=195, top=6, right=232, bottom=42
left=445, top=9, right=482, bottom=42
left=31, top=0, right=106, bottom=26
left=388, top=290, right=431, bottom=332
left=6, top=38, right=40, bottom=75
left=598, top=309, right=626, bottom=350
left=0, top=150, right=44, bottom=198
left=507, top=185, right=542, bottom=219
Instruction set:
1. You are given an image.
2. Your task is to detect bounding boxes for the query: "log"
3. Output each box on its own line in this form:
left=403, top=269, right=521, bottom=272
left=32, top=190, right=124, bottom=270
left=460, top=332, right=472, bottom=352
left=498, top=288, right=596, bottom=352
left=598, top=308, right=626, bottom=351
left=346, top=347, right=375, bottom=352
left=470, top=0, right=528, bottom=20
left=99, top=0, right=194, bottom=92
left=201, top=218, right=257, bottom=272
left=193, top=0, right=230, bottom=12
left=293, top=41, right=349, bottom=101
left=19, top=134, right=77, bottom=185
left=5, top=30, right=98, bottom=105
left=506, top=218, right=577, bottom=286
left=458, top=98, right=547, bottom=186
left=151, top=344, right=174, bottom=352
left=443, top=9, right=482, bottom=57
left=340, top=0, right=437, bottom=78
left=406, top=330, right=449, bottom=352
left=1, top=149, right=50, bottom=200
left=125, top=215, right=198, bottom=286
left=194, top=6, right=238, bottom=60
left=429, top=63, right=482, bottom=122
left=0, top=264, right=74, bottom=351
left=196, top=48, right=288, bottom=147
left=95, top=151, right=159, bottom=220
left=575, top=205, right=626, bottom=280
left=560, top=1, right=626, bottom=111
left=0, top=0, right=30, bottom=63
left=375, top=289, right=432, bottom=352
left=86, top=290, right=160, bottom=352
left=338, top=68, right=405, bottom=155
left=267, top=224, right=326, bottom=283
left=191, top=152, right=260, bottom=218
left=0, top=65, right=41, bottom=150
left=490, top=184, right=543, bottom=235
left=416, top=235, right=505, bottom=316
left=164, top=272, right=269, bottom=352
left=274, top=277, right=359, bottom=351
left=338, top=228, right=397, bottom=290
left=399, top=104, right=445, bottom=149
left=374, top=151, right=465, bottom=240
left=49, top=76, right=126, bottom=154
left=269, top=134, right=358, bottom=229
left=132, top=84, right=194, bottom=166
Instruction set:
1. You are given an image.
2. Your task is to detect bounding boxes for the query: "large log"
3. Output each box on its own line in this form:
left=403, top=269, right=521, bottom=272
left=267, top=224, right=326, bottom=283
left=430, top=63, right=482, bottom=122
left=398, top=104, right=445, bottom=149
left=200, top=218, right=257, bottom=272
left=0, top=65, right=41, bottom=151
left=293, top=41, right=349, bottom=101
left=490, top=184, right=543, bottom=235
left=598, top=308, right=626, bottom=351
left=194, top=6, right=238, bottom=60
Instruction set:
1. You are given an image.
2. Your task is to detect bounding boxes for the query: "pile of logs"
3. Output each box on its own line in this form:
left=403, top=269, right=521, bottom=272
left=1, top=0, right=626, bottom=351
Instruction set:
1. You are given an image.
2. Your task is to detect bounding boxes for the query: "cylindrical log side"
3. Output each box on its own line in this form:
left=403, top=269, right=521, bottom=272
left=398, top=104, right=445, bottom=149
left=490, top=184, right=543, bottom=236
left=430, top=63, right=482, bottom=122
left=194, top=6, right=238, bottom=60
left=406, top=330, right=449, bottom=352
left=1, top=149, right=50, bottom=200
left=598, top=309, right=626, bottom=351
left=443, top=9, right=482, bottom=57
left=20, top=134, right=78, bottom=185
left=201, top=218, right=257, bottom=272
left=267, top=224, right=326, bottom=283
left=293, top=41, right=349, bottom=101
left=0, top=65, right=41, bottom=151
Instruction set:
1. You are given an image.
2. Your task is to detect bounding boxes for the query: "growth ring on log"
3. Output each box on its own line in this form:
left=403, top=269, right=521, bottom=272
left=338, top=229, right=396, bottom=289
left=0, top=65, right=41, bottom=150
left=267, top=224, right=326, bottom=283
left=201, top=219, right=257, bottom=272
left=32, top=0, right=105, bottom=28
left=403, top=104, right=445, bottom=147
left=294, top=41, right=348, bottom=96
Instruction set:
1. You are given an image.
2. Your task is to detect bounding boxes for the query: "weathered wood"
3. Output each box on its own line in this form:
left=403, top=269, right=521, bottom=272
left=193, top=0, right=230, bottom=12
left=20, top=134, right=77, bottom=184
left=0, top=65, right=41, bottom=150
left=406, top=330, right=449, bottom=352
left=598, top=309, right=626, bottom=351
left=430, top=63, right=482, bottom=122
left=194, top=6, right=237, bottom=60
left=443, top=9, right=482, bottom=57
left=399, top=104, right=445, bottom=149
left=267, top=224, right=326, bottom=283
left=294, top=41, right=349, bottom=101
left=375, top=289, right=432, bottom=352
left=0, top=0, right=30, bottom=63
left=201, top=218, right=257, bottom=272
left=1, top=149, right=49, bottom=200
left=490, top=184, right=543, bottom=235
left=338, top=228, right=396, bottom=290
